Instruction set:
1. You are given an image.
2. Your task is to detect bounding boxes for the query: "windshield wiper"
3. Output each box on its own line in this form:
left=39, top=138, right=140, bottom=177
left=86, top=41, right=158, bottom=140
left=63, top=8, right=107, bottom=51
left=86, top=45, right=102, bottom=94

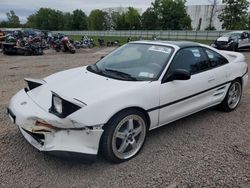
left=104, top=68, right=137, bottom=81
left=89, top=64, right=102, bottom=73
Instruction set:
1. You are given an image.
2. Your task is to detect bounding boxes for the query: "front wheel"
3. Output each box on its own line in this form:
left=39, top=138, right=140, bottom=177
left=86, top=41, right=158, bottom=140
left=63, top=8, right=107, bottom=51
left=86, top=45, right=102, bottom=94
left=101, top=109, right=148, bottom=163
left=231, top=43, right=238, bottom=52
left=219, top=80, right=242, bottom=112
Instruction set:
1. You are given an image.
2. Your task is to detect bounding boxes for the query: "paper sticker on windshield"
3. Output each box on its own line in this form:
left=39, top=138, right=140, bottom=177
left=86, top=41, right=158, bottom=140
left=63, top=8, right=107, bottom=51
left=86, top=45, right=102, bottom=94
left=139, top=72, right=154, bottom=78
left=148, top=46, right=171, bottom=54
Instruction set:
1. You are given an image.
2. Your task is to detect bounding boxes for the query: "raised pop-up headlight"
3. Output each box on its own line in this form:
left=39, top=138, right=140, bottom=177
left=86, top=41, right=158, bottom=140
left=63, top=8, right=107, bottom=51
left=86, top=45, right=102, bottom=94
left=24, top=78, right=46, bottom=91
left=49, top=92, right=84, bottom=118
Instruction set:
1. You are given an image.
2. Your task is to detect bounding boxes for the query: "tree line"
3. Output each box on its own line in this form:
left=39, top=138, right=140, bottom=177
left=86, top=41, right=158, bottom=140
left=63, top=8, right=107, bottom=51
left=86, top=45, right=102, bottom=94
left=0, top=0, right=249, bottom=31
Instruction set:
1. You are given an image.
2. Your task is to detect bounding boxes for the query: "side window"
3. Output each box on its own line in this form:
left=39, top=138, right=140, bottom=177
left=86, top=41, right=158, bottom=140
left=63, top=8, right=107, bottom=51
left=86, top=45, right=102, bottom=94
left=205, top=49, right=229, bottom=67
left=170, top=47, right=210, bottom=75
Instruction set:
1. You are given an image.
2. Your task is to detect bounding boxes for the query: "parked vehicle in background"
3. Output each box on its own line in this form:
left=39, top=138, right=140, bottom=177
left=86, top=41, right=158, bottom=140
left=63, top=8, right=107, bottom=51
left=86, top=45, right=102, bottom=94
left=212, top=31, right=250, bottom=51
left=0, top=29, right=5, bottom=41
left=0, top=29, right=6, bottom=49
left=7, top=41, right=248, bottom=163
left=98, top=37, right=105, bottom=47
left=107, top=40, right=120, bottom=47
left=81, top=35, right=95, bottom=48
left=49, top=33, right=62, bottom=52
left=74, top=35, right=95, bottom=49
left=2, top=30, right=44, bottom=55
left=61, top=35, right=76, bottom=53
left=49, top=33, right=76, bottom=53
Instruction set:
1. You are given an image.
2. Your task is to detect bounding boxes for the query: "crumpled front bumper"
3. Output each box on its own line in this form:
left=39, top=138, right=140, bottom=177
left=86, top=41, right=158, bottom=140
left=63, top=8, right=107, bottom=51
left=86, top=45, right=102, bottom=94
left=211, top=43, right=230, bottom=50
left=7, top=89, right=104, bottom=160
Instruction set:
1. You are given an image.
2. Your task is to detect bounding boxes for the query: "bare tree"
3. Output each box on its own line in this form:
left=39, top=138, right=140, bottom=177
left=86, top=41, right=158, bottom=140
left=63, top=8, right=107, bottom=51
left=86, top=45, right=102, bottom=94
left=207, top=0, right=219, bottom=30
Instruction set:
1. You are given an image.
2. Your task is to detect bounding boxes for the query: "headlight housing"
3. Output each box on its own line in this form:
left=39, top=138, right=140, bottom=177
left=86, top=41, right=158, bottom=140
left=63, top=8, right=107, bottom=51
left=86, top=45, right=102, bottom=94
left=52, top=95, right=63, bottom=114
left=49, top=93, right=82, bottom=118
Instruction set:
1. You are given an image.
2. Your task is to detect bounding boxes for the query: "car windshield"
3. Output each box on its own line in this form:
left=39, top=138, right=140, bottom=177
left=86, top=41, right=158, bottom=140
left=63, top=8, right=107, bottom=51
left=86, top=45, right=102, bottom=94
left=223, top=32, right=241, bottom=39
left=88, top=43, right=173, bottom=81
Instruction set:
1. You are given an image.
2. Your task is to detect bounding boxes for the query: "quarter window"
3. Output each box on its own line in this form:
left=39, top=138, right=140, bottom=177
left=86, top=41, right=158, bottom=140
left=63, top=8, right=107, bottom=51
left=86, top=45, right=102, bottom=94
left=205, top=49, right=229, bottom=67
left=170, top=47, right=210, bottom=75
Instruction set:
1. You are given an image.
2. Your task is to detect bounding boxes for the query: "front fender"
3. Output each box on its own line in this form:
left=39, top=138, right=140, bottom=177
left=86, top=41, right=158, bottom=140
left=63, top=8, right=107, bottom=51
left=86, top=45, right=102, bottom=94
left=68, top=81, right=161, bottom=127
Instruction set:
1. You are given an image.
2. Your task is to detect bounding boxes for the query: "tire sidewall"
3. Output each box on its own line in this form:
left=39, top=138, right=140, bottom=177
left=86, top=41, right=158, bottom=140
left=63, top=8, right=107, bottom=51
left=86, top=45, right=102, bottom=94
left=223, top=80, right=242, bottom=111
left=101, top=109, right=148, bottom=163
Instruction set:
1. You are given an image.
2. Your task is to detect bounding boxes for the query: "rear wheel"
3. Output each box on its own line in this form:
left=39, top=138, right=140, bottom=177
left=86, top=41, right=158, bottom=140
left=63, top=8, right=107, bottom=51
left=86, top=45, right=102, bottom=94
left=219, top=80, right=242, bottom=112
left=101, top=109, right=148, bottom=163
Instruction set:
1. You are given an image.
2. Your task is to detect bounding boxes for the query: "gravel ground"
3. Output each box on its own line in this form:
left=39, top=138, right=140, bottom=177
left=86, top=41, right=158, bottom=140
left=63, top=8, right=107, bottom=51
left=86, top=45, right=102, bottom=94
left=0, top=47, right=250, bottom=188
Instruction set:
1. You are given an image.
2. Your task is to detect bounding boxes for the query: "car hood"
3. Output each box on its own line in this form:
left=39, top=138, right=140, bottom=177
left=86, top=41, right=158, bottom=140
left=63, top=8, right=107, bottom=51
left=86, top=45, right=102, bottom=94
left=216, top=37, right=229, bottom=42
left=27, top=66, right=149, bottom=111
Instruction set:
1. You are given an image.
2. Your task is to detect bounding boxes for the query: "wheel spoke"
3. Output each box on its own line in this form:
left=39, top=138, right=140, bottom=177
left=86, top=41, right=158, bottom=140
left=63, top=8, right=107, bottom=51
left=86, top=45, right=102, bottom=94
left=127, top=119, right=134, bottom=131
left=229, top=90, right=234, bottom=97
left=234, top=88, right=239, bottom=96
left=228, top=97, right=233, bottom=105
left=112, top=114, right=146, bottom=160
left=133, top=126, right=142, bottom=137
left=116, top=131, right=126, bottom=140
left=231, top=84, right=236, bottom=92
left=130, top=140, right=137, bottom=149
left=118, top=141, right=129, bottom=153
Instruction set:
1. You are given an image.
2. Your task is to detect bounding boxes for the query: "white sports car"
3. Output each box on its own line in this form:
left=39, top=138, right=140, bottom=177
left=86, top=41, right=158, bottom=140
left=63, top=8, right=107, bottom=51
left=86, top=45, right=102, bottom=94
left=7, top=41, right=248, bottom=163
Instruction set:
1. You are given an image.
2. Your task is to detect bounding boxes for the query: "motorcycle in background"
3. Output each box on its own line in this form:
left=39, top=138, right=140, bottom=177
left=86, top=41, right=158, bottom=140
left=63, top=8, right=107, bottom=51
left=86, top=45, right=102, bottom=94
left=107, top=40, right=120, bottom=47
left=98, top=37, right=105, bottom=47
left=74, top=35, right=95, bottom=49
left=50, top=34, right=76, bottom=54
left=61, top=36, right=76, bottom=54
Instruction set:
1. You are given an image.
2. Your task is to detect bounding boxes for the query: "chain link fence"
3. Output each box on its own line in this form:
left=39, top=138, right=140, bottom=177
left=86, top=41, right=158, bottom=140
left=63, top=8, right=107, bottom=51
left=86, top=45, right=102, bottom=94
left=52, top=30, right=233, bottom=41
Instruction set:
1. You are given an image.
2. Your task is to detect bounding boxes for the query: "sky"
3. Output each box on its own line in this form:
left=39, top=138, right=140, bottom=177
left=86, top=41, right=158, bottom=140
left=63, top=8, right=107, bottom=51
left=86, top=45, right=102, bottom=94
left=0, top=0, right=221, bottom=23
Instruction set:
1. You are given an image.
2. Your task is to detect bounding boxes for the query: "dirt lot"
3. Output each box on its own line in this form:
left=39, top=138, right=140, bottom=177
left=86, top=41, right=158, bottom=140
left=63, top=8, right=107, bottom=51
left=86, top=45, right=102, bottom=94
left=0, top=48, right=250, bottom=188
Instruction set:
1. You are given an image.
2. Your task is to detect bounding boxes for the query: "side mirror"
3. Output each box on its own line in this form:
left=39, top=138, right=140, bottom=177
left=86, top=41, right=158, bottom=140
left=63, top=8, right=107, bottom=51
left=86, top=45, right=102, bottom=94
left=163, top=69, right=191, bottom=83
left=100, top=56, right=105, bottom=59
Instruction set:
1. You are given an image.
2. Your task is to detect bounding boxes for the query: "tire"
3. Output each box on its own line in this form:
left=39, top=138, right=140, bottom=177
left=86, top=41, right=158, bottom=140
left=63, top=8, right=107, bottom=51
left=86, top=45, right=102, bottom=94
left=231, top=43, right=238, bottom=52
left=100, top=109, right=148, bottom=163
left=219, top=80, right=242, bottom=112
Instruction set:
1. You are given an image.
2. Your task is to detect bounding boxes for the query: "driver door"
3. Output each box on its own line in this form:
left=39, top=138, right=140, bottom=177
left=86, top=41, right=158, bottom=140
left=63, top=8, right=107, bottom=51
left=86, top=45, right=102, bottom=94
left=158, top=47, right=217, bottom=126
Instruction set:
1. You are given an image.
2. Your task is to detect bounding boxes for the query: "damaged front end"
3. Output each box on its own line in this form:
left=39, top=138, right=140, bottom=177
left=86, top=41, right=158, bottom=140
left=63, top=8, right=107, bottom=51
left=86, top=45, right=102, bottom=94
left=7, top=83, right=104, bottom=161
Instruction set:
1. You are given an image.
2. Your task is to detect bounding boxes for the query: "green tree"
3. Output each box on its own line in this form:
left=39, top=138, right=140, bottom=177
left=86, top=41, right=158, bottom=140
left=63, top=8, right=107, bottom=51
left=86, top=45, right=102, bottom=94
left=112, top=12, right=128, bottom=30
left=219, top=0, right=250, bottom=30
left=6, top=10, right=20, bottom=27
left=141, top=7, right=159, bottom=30
left=248, top=14, right=250, bottom=29
left=152, top=0, right=192, bottom=30
left=124, top=7, right=141, bottom=30
left=26, top=8, right=66, bottom=30
left=63, top=12, right=73, bottom=30
left=0, top=21, right=8, bottom=28
left=72, top=9, right=88, bottom=30
left=27, top=8, right=55, bottom=30
left=25, top=14, right=36, bottom=28
left=88, top=9, right=107, bottom=30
